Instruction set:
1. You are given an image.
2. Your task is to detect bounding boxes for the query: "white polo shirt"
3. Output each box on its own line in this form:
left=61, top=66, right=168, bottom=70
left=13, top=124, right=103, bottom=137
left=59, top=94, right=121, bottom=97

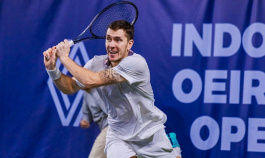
left=82, top=52, right=167, bottom=141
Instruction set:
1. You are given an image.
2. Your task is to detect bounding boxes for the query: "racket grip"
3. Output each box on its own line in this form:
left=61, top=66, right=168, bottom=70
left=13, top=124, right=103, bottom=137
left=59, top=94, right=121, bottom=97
left=69, top=40, right=74, bottom=47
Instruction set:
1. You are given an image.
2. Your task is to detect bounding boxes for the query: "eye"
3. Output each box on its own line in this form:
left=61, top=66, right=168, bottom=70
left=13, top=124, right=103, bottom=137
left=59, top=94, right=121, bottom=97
left=106, top=37, right=111, bottom=42
left=115, top=38, right=122, bottom=42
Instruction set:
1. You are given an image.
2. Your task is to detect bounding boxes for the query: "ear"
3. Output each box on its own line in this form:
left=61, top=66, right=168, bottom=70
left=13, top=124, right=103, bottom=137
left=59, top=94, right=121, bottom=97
left=127, top=39, right=134, bottom=50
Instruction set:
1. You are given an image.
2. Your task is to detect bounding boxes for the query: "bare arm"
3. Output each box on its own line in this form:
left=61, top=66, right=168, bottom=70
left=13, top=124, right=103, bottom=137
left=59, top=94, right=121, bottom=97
left=49, top=39, right=126, bottom=90
left=98, top=68, right=125, bottom=85
left=43, top=44, right=83, bottom=94
left=59, top=55, right=126, bottom=88
left=53, top=74, right=81, bottom=94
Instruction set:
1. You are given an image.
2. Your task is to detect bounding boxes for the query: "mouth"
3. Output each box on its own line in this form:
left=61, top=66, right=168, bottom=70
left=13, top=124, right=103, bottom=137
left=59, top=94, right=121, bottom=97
left=109, top=51, right=118, bottom=54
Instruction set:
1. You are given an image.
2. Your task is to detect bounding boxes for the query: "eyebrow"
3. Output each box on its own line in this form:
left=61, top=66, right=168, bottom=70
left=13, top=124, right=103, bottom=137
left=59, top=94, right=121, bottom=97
left=106, top=35, right=123, bottom=41
left=106, top=34, right=122, bottom=38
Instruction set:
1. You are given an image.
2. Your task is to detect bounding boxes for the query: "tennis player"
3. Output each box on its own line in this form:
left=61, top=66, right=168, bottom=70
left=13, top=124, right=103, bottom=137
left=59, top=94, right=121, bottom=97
left=44, top=20, right=181, bottom=158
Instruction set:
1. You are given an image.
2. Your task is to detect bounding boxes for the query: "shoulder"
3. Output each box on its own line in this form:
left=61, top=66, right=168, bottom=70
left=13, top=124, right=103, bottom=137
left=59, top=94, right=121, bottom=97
left=121, top=53, right=148, bottom=67
left=127, top=53, right=146, bottom=61
left=84, top=54, right=108, bottom=71
left=92, top=54, right=108, bottom=62
left=113, top=52, right=149, bottom=76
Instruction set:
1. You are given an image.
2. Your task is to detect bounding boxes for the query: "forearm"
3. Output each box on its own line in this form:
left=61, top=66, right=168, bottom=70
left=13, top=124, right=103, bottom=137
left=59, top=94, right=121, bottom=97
left=53, top=74, right=81, bottom=94
left=59, top=56, right=99, bottom=88
left=59, top=56, right=126, bottom=89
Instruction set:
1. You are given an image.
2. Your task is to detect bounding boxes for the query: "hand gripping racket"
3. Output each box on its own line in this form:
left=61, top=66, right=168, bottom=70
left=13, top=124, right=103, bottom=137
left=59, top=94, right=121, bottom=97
left=69, top=1, right=138, bottom=47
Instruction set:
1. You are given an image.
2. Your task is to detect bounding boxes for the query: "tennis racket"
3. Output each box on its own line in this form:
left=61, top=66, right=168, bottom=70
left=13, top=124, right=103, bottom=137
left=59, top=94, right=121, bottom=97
left=69, top=1, right=138, bottom=47
left=45, top=1, right=138, bottom=60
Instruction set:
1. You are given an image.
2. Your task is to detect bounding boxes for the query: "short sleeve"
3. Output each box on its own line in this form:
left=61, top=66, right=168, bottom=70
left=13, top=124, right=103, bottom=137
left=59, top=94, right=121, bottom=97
left=83, top=58, right=93, bottom=69
left=112, top=54, right=149, bottom=84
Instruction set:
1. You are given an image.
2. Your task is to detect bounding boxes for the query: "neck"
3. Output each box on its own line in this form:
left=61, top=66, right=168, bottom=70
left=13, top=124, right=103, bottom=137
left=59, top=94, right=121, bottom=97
left=108, top=50, right=134, bottom=67
left=111, top=61, right=119, bottom=67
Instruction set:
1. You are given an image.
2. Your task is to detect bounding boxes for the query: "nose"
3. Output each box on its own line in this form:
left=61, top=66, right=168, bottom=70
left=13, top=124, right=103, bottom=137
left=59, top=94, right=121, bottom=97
left=108, top=40, right=115, bottom=48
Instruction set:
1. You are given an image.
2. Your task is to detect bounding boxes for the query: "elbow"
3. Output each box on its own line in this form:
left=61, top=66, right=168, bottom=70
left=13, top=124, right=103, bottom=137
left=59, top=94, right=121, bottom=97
left=60, top=89, right=76, bottom=95
left=55, top=85, right=77, bottom=94
left=61, top=90, right=73, bottom=95
left=78, top=72, right=100, bottom=89
left=83, top=78, right=98, bottom=89
left=83, top=81, right=96, bottom=89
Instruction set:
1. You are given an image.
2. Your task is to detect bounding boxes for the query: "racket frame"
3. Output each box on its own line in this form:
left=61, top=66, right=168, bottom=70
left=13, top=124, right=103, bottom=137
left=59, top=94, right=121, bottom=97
left=71, top=1, right=138, bottom=46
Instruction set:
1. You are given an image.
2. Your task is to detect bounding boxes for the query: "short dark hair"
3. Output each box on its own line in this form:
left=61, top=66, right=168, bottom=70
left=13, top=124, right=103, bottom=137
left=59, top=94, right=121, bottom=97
left=108, top=20, right=134, bottom=40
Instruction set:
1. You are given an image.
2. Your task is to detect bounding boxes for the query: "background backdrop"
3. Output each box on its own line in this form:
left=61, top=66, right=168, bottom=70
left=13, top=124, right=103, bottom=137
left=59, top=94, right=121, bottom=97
left=1, top=0, right=265, bottom=158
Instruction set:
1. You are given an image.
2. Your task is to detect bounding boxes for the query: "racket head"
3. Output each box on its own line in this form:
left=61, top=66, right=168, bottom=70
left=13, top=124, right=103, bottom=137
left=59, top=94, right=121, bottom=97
left=73, top=1, right=138, bottom=43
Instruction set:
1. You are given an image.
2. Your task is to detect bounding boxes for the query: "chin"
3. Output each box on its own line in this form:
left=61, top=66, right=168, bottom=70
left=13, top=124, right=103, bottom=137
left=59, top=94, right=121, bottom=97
left=109, top=58, right=121, bottom=63
left=109, top=59, right=118, bottom=62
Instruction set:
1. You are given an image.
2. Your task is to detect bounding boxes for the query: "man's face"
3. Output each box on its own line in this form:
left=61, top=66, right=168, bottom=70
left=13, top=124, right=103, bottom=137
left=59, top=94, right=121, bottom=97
left=105, top=28, right=133, bottom=67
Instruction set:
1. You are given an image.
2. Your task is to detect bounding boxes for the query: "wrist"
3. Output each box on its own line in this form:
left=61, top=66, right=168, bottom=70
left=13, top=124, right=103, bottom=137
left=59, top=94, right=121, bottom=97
left=59, top=56, right=69, bottom=62
left=45, top=65, right=56, bottom=70
left=46, top=67, right=62, bottom=80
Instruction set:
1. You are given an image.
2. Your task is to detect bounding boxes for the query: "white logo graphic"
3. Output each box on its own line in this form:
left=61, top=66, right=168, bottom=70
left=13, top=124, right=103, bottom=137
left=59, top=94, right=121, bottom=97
left=47, top=42, right=89, bottom=126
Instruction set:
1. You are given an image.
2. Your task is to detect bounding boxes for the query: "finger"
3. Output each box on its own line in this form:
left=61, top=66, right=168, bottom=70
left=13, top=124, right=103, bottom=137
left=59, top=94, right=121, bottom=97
left=48, top=49, right=53, bottom=56
left=66, top=40, right=71, bottom=48
left=44, top=54, right=50, bottom=61
left=46, top=51, right=50, bottom=60
left=58, top=42, right=64, bottom=49
left=64, top=39, right=69, bottom=46
left=52, top=48, right=56, bottom=58
left=56, top=42, right=61, bottom=48
left=43, top=50, right=50, bottom=61
left=45, top=56, right=50, bottom=61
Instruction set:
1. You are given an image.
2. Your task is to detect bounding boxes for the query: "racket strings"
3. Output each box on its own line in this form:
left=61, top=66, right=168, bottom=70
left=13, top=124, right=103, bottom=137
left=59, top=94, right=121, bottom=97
left=90, top=3, right=137, bottom=37
left=73, top=2, right=138, bottom=43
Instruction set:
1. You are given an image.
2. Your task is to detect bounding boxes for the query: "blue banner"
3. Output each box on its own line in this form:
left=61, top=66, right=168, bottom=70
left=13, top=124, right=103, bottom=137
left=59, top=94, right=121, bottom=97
left=1, top=0, right=265, bottom=157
